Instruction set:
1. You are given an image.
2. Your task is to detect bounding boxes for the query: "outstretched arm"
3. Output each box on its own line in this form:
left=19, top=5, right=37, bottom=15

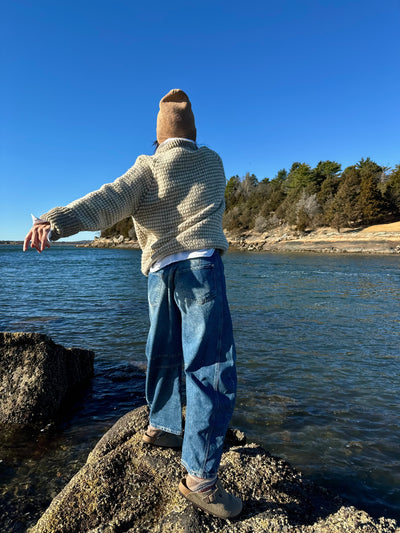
left=22, top=155, right=152, bottom=250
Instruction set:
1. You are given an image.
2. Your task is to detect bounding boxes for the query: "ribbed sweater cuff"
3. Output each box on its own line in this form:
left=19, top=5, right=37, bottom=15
left=40, top=206, right=82, bottom=241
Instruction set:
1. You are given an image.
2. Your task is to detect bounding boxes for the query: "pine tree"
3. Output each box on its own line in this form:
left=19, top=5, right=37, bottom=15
left=384, top=165, right=400, bottom=215
left=330, top=166, right=362, bottom=229
left=358, top=174, right=385, bottom=224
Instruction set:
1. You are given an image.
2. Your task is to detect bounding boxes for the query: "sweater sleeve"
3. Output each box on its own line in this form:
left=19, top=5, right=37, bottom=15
left=40, top=156, right=152, bottom=240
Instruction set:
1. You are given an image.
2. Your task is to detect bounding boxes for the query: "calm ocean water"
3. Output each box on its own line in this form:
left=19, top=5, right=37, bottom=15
left=0, top=244, right=399, bottom=530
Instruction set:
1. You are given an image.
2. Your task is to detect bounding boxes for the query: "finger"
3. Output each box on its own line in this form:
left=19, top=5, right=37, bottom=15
left=32, top=228, right=42, bottom=253
left=40, top=229, right=50, bottom=252
left=23, top=230, right=33, bottom=251
left=30, top=227, right=39, bottom=251
left=38, top=225, right=51, bottom=252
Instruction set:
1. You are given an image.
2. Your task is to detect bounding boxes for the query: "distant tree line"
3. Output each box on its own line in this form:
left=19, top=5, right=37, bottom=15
left=102, top=158, right=400, bottom=238
left=224, top=158, right=400, bottom=232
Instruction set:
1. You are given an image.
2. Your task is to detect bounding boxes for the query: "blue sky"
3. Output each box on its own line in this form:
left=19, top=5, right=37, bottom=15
left=1, top=0, right=400, bottom=241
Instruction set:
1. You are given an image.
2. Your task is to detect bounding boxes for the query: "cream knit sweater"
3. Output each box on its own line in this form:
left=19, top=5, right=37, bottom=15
left=41, top=139, right=229, bottom=275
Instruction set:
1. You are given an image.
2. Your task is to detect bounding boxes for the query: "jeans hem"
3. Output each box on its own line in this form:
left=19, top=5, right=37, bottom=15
left=148, top=421, right=182, bottom=436
left=181, top=458, right=218, bottom=479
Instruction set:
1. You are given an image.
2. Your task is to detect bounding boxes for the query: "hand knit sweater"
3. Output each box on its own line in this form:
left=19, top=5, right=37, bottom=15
left=41, top=139, right=229, bottom=275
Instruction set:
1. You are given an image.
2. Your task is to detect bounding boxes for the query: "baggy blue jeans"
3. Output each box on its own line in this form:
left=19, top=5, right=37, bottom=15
left=145, top=251, right=237, bottom=478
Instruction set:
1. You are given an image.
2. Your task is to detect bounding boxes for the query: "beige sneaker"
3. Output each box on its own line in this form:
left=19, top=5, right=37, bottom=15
left=142, top=431, right=183, bottom=448
left=179, top=478, right=243, bottom=519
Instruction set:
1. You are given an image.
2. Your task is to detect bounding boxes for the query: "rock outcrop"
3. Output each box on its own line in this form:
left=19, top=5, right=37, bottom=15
left=77, top=236, right=140, bottom=249
left=0, top=332, right=94, bottom=424
left=82, top=224, right=400, bottom=255
left=30, top=405, right=398, bottom=533
left=225, top=225, right=400, bottom=255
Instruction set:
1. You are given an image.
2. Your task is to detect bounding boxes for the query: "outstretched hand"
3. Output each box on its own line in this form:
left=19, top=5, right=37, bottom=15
left=23, top=222, right=51, bottom=253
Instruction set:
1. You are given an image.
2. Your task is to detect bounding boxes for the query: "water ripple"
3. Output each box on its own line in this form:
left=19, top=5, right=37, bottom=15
left=0, top=246, right=399, bottom=525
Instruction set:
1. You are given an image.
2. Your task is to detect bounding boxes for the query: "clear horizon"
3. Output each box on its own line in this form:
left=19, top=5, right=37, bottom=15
left=1, top=0, right=400, bottom=241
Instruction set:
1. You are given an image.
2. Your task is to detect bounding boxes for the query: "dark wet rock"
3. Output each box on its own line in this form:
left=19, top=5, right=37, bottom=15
left=30, top=405, right=398, bottom=533
left=0, top=332, right=94, bottom=425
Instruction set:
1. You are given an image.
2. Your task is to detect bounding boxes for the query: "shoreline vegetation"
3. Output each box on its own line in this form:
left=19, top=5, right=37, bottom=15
left=82, top=156, right=400, bottom=255
left=4, top=157, right=400, bottom=252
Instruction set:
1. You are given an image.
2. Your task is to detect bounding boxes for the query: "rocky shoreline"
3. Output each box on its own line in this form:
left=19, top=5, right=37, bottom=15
left=78, top=222, right=400, bottom=255
left=77, top=235, right=140, bottom=249
left=4, top=222, right=399, bottom=254
left=225, top=226, right=400, bottom=254
left=30, top=405, right=399, bottom=533
left=1, top=333, right=399, bottom=531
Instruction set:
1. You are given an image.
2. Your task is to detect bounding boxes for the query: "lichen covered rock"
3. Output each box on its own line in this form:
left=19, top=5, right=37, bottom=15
left=0, top=332, right=94, bottom=424
left=30, top=405, right=399, bottom=533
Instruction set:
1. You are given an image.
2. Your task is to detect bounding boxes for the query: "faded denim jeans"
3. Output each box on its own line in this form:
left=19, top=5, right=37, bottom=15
left=145, top=251, right=237, bottom=478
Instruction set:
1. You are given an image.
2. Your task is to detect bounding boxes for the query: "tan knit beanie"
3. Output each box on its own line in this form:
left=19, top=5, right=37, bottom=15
left=156, top=89, right=196, bottom=144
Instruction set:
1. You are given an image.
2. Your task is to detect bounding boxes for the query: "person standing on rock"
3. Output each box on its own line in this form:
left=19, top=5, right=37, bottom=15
left=23, top=89, right=242, bottom=519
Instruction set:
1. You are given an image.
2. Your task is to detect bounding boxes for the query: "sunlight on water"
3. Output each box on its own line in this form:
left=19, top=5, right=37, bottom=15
left=226, top=251, right=400, bottom=519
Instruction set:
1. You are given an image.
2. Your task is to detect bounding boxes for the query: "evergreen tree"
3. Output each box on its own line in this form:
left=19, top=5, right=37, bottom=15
left=286, top=162, right=313, bottom=195
left=358, top=174, right=386, bottom=224
left=384, top=165, right=400, bottom=215
left=261, top=174, right=287, bottom=215
left=314, top=161, right=342, bottom=225
left=317, top=174, right=341, bottom=225
left=312, top=161, right=342, bottom=196
left=225, top=175, right=241, bottom=210
left=357, top=157, right=383, bottom=179
left=330, top=166, right=362, bottom=229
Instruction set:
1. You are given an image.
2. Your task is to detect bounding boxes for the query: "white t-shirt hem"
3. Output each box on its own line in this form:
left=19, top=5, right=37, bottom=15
left=150, top=249, right=215, bottom=273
